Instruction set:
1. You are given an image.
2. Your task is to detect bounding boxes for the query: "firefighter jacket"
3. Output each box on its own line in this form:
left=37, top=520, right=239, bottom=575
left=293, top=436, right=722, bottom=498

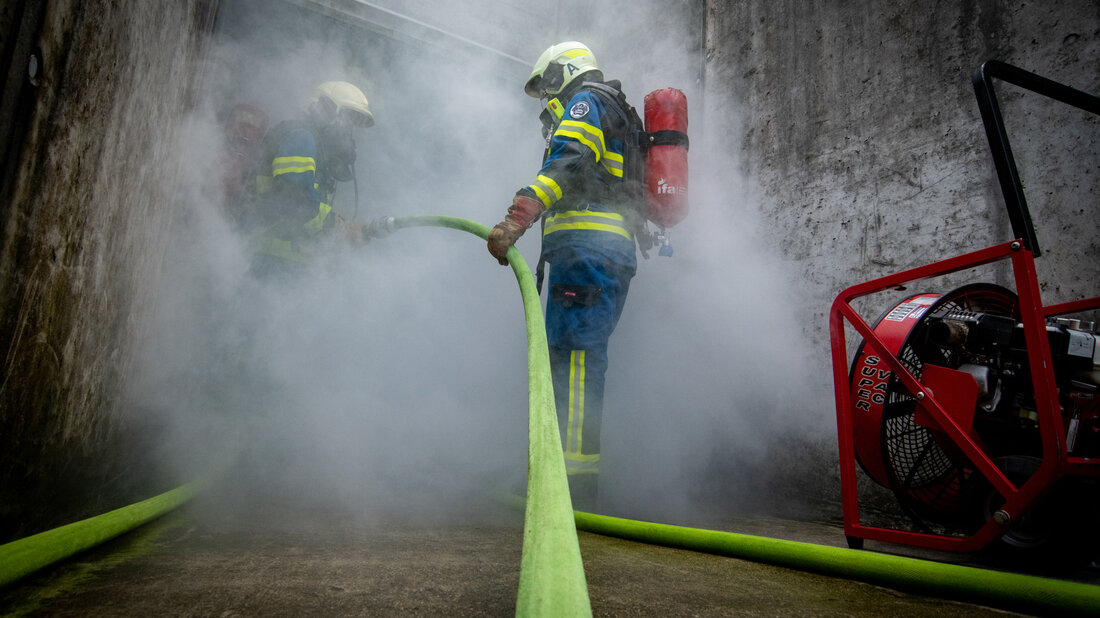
left=250, top=119, right=337, bottom=263
left=519, top=80, right=639, bottom=272
left=521, top=80, right=641, bottom=491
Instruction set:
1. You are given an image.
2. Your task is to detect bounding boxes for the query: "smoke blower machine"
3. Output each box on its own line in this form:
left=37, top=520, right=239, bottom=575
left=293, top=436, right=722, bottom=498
left=829, top=61, right=1100, bottom=566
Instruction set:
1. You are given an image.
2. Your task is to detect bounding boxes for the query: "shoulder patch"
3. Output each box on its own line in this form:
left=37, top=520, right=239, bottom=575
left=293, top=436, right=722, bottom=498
left=568, top=100, right=590, bottom=119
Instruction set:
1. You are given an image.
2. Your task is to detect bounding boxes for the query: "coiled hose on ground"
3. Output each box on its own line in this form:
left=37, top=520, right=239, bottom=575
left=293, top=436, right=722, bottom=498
left=1, top=215, right=1098, bottom=617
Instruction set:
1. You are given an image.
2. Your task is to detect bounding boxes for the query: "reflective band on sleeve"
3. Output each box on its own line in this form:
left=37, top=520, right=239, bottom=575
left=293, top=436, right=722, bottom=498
left=529, top=185, right=553, bottom=208
left=556, top=120, right=607, bottom=162
left=536, top=174, right=562, bottom=200
left=272, top=155, right=316, bottom=176
left=304, top=202, right=333, bottom=231
left=528, top=174, right=563, bottom=208
left=544, top=210, right=632, bottom=241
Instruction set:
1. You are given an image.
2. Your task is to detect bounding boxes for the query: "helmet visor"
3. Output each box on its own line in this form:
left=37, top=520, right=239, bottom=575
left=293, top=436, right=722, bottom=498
left=524, top=74, right=544, bottom=98
left=338, top=106, right=374, bottom=129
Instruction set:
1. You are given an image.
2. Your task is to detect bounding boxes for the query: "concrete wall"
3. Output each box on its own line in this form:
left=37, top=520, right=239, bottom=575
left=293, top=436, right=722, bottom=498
left=0, top=0, right=706, bottom=540
left=704, top=0, right=1100, bottom=380
left=0, top=0, right=218, bottom=541
left=4, top=0, right=1096, bottom=540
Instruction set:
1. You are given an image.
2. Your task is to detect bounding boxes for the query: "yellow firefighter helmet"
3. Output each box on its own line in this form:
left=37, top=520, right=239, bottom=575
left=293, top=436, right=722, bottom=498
left=524, top=41, right=599, bottom=98
left=310, top=81, right=374, bottom=128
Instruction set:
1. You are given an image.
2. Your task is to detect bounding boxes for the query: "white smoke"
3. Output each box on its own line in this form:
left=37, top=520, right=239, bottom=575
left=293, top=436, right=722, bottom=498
left=535, top=3, right=835, bottom=522
left=128, top=0, right=835, bottom=529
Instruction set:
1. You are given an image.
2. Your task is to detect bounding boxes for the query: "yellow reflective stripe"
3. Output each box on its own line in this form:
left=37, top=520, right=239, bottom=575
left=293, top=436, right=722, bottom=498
left=556, top=119, right=606, bottom=161
left=562, top=49, right=588, bottom=59
left=528, top=174, right=563, bottom=208
left=536, top=174, right=562, bottom=200
left=547, top=210, right=625, bottom=223
left=602, top=150, right=624, bottom=178
left=564, top=455, right=599, bottom=475
left=272, top=155, right=316, bottom=176
left=565, top=467, right=599, bottom=476
left=565, top=350, right=585, bottom=455
left=564, top=348, right=599, bottom=475
left=555, top=128, right=602, bottom=159
left=545, top=222, right=632, bottom=240
left=304, top=202, right=332, bottom=231
left=253, top=237, right=308, bottom=263
left=544, top=211, right=632, bottom=240
left=529, top=185, right=553, bottom=208
left=556, top=117, right=624, bottom=178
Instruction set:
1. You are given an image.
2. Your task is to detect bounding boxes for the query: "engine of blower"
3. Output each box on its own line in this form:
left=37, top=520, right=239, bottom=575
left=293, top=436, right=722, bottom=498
left=848, top=283, right=1100, bottom=562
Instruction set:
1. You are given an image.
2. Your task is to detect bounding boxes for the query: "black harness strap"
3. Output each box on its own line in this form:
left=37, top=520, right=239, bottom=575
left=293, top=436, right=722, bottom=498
left=647, top=129, right=689, bottom=149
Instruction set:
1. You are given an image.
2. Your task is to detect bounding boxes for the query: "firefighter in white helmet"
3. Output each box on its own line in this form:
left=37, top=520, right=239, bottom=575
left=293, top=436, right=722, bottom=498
left=244, top=81, right=388, bottom=276
left=488, top=42, right=645, bottom=510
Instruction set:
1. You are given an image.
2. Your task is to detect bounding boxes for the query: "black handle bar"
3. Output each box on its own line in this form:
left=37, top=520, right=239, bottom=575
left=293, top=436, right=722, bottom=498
left=971, top=59, right=1100, bottom=257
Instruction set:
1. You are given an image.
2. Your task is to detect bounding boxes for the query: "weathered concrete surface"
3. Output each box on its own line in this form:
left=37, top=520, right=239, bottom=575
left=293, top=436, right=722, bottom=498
left=0, top=1, right=218, bottom=542
left=0, top=0, right=706, bottom=546
left=0, top=496, right=1053, bottom=617
left=2, top=1, right=1098, bottom=611
left=704, top=0, right=1100, bottom=385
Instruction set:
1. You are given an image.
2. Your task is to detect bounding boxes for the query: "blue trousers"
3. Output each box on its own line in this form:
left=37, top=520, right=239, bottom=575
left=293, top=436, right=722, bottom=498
left=544, top=250, right=632, bottom=498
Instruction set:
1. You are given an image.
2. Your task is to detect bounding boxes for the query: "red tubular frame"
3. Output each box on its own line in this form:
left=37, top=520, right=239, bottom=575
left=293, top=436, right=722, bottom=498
left=829, top=239, right=1100, bottom=552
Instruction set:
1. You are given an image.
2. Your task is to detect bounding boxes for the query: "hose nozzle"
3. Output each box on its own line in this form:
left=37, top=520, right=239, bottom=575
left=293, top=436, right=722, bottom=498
left=368, top=216, right=396, bottom=239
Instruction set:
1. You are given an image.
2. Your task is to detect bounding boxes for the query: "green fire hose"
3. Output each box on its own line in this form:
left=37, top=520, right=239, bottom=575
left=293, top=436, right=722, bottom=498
left=0, top=216, right=592, bottom=616
left=3, top=215, right=1098, bottom=617
left=391, top=216, right=591, bottom=617
left=0, top=481, right=201, bottom=588
left=573, top=510, right=1100, bottom=617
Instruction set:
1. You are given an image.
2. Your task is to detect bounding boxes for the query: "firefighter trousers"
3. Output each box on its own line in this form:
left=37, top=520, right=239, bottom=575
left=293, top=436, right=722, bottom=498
left=544, top=249, right=633, bottom=509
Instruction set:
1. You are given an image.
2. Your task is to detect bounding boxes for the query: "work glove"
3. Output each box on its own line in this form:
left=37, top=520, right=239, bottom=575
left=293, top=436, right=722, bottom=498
left=487, top=194, right=544, bottom=266
left=334, top=214, right=368, bottom=246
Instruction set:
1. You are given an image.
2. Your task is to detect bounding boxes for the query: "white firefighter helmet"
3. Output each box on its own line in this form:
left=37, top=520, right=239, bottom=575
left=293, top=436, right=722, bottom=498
left=310, top=81, right=374, bottom=128
left=524, top=41, right=599, bottom=98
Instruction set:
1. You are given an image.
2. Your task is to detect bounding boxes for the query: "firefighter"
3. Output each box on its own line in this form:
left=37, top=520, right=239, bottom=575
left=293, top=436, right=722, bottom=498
left=243, top=81, right=384, bottom=276
left=488, top=42, right=642, bottom=510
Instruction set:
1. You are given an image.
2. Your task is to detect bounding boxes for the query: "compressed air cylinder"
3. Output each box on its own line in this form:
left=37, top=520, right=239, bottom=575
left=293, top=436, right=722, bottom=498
left=643, top=88, right=689, bottom=229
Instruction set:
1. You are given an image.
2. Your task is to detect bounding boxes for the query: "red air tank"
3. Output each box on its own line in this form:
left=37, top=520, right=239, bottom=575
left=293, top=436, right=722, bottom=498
left=643, top=88, right=689, bottom=229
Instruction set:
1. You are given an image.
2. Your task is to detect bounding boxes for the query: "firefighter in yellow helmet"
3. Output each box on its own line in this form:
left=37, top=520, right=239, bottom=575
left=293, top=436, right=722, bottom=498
left=245, top=81, right=390, bottom=277
left=488, top=42, right=646, bottom=510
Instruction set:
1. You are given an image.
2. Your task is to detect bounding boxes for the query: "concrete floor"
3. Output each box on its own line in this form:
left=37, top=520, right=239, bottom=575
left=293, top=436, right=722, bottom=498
left=5, top=488, right=1085, bottom=617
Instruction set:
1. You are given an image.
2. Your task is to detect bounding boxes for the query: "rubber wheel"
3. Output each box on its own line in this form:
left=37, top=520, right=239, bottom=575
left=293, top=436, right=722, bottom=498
left=977, top=457, right=1100, bottom=571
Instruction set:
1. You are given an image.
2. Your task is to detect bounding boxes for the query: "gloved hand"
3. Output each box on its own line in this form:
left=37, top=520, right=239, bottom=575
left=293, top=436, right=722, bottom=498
left=487, top=220, right=524, bottom=266
left=334, top=214, right=368, bottom=245
left=488, top=194, right=544, bottom=265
